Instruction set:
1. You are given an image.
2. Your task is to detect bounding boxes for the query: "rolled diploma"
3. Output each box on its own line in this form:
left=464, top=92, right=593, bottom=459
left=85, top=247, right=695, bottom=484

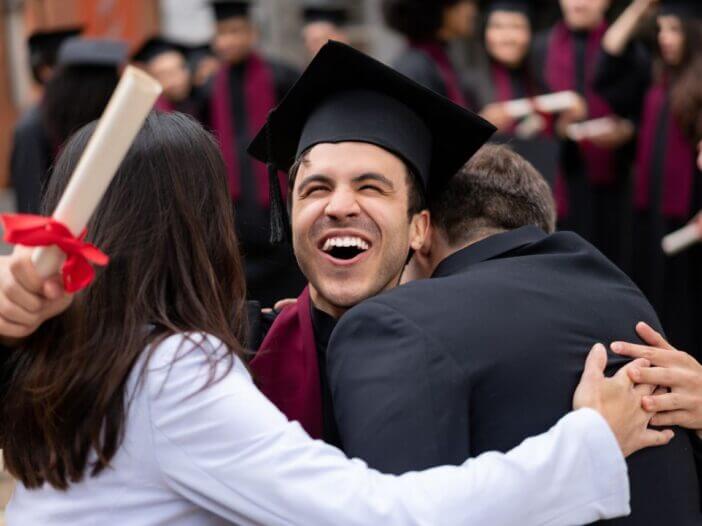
left=503, top=91, right=579, bottom=119
left=565, top=117, right=617, bottom=142
left=662, top=223, right=701, bottom=256
left=31, top=66, right=162, bottom=278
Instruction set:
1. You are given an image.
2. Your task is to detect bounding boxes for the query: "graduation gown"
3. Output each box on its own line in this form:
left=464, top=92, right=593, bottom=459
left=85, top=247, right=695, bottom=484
left=483, top=60, right=564, bottom=211
left=392, top=41, right=470, bottom=107
left=207, top=53, right=305, bottom=307
left=328, top=226, right=701, bottom=524
left=9, top=104, right=52, bottom=214
left=595, top=45, right=702, bottom=357
left=533, top=21, right=631, bottom=268
left=153, top=85, right=208, bottom=124
left=250, top=287, right=339, bottom=445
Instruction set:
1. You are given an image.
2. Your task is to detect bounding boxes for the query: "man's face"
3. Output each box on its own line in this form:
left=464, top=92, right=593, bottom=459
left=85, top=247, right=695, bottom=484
left=213, top=17, right=256, bottom=64
left=559, top=0, right=609, bottom=31
left=485, top=11, right=532, bottom=68
left=291, top=142, right=427, bottom=316
left=302, top=22, right=349, bottom=59
left=148, top=51, right=191, bottom=102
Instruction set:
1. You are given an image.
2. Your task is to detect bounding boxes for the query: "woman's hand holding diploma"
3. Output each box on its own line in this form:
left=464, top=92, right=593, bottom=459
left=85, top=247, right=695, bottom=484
left=0, top=66, right=161, bottom=344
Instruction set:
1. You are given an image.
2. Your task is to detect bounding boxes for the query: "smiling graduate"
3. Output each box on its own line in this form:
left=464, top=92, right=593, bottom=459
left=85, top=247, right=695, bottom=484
left=248, top=41, right=494, bottom=444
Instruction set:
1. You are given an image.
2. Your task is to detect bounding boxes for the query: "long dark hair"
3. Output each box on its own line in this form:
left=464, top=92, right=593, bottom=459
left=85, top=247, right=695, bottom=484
left=0, top=112, right=249, bottom=490
left=41, top=65, right=119, bottom=149
left=657, top=18, right=702, bottom=142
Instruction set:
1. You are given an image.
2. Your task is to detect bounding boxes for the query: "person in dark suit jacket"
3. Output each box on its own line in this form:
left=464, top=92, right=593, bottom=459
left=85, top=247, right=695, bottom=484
left=327, top=144, right=702, bottom=524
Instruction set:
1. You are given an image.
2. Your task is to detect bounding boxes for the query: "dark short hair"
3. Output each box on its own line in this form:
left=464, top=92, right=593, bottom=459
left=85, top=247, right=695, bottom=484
left=288, top=148, right=426, bottom=218
left=430, top=144, right=556, bottom=245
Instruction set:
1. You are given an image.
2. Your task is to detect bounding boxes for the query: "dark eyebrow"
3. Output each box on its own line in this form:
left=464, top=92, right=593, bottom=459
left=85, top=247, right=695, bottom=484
left=297, top=174, right=334, bottom=193
left=353, top=173, right=395, bottom=189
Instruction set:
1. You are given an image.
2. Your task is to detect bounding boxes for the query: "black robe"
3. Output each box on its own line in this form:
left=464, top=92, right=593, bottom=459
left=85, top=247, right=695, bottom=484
left=328, top=226, right=701, bottom=524
left=207, top=57, right=306, bottom=307
left=595, top=45, right=702, bottom=358
left=533, top=28, right=633, bottom=270
left=10, top=104, right=52, bottom=214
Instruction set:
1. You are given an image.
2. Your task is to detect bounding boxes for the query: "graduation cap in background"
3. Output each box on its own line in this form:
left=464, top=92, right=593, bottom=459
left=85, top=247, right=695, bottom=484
left=57, top=38, right=129, bottom=67
left=303, top=1, right=349, bottom=27
left=210, top=0, right=251, bottom=21
left=27, top=26, right=83, bottom=83
left=248, top=41, right=496, bottom=243
left=132, top=37, right=188, bottom=65
left=485, top=0, right=532, bottom=17
left=659, top=0, right=702, bottom=17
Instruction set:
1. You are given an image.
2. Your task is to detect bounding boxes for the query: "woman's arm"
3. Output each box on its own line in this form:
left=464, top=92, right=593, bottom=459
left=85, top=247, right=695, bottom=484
left=602, top=0, right=657, bottom=56
left=145, top=335, right=634, bottom=526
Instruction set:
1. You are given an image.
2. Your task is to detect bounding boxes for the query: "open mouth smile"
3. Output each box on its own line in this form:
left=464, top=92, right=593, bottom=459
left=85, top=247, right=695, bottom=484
left=318, top=234, right=372, bottom=265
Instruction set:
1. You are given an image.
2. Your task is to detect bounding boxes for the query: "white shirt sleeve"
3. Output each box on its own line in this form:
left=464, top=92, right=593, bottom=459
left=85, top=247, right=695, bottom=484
left=145, top=334, right=630, bottom=526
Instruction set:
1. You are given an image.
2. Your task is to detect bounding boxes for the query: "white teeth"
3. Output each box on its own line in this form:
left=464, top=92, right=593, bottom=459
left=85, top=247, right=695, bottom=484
left=322, top=236, right=370, bottom=252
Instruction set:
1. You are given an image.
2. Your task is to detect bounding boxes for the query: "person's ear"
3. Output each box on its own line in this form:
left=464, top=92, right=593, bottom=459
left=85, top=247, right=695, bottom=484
left=409, top=210, right=431, bottom=252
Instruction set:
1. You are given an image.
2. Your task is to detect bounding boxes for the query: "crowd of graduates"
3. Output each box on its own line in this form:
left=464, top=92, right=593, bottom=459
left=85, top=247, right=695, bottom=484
left=5, top=2, right=702, bottom=523
left=9, top=0, right=702, bottom=358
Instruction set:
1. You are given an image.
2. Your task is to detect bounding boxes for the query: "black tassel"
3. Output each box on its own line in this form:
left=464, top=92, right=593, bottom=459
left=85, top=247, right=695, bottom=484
left=265, top=114, right=290, bottom=244
left=268, top=162, right=290, bottom=244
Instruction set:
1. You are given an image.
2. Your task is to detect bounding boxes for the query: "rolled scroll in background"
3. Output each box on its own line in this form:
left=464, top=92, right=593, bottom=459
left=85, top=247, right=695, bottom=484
left=502, top=91, right=579, bottom=119
left=32, top=65, right=162, bottom=278
left=662, top=223, right=702, bottom=256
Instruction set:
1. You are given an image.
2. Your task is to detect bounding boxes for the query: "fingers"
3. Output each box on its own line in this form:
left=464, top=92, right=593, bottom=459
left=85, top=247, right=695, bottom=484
left=635, top=322, right=676, bottom=351
left=581, top=343, right=607, bottom=384
left=1, top=278, right=43, bottom=313
left=273, top=298, right=297, bottom=311
left=0, top=314, right=33, bottom=339
left=9, top=254, right=46, bottom=294
left=638, top=428, right=675, bottom=450
left=614, top=358, right=656, bottom=388
left=611, top=341, right=678, bottom=367
left=628, top=364, right=689, bottom=388
left=642, top=392, right=695, bottom=413
left=650, top=411, right=688, bottom=427
left=44, top=294, right=73, bottom=319
left=42, top=277, right=64, bottom=301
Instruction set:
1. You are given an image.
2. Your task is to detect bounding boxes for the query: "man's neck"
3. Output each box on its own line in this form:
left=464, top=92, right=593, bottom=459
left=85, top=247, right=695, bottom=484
left=309, top=287, right=346, bottom=320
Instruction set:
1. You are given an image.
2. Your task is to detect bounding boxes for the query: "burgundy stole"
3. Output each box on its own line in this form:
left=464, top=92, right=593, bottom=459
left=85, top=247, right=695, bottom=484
left=210, top=53, right=277, bottom=206
left=250, top=287, right=323, bottom=439
left=154, top=96, right=175, bottom=113
left=545, top=21, right=617, bottom=186
left=411, top=40, right=467, bottom=107
left=491, top=61, right=569, bottom=218
left=634, top=82, right=695, bottom=220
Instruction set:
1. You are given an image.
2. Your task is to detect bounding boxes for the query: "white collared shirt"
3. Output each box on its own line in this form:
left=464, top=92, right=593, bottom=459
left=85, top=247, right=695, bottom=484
left=8, top=333, right=630, bottom=525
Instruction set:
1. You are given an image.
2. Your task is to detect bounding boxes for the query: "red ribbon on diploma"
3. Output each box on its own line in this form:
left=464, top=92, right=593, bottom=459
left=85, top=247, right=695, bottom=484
left=0, top=214, right=109, bottom=293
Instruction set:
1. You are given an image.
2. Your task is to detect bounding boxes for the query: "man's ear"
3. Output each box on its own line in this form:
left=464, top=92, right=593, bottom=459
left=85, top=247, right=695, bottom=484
left=410, top=210, right=431, bottom=253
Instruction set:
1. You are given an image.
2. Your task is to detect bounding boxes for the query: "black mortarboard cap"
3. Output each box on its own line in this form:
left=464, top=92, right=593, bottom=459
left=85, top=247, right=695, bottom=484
left=28, top=26, right=82, bottom=59
left=660, top=0, right=702, bottom=17
left=57, top=37, right=128, bottom=67
left=27, top=26, right=83, bottom=83
left=211, top=0, right=251, bottom=21
left=132, top=37, right=187, bottom=64
left=248, top=41, right=496, bottom=243
left=485, top=0, right=532, bottom=17
left=303, top=2, right=349, bottom=26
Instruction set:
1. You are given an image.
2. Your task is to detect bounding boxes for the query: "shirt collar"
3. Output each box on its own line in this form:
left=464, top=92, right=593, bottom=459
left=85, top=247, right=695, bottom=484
left=432, top=226, right=547, bottom=279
